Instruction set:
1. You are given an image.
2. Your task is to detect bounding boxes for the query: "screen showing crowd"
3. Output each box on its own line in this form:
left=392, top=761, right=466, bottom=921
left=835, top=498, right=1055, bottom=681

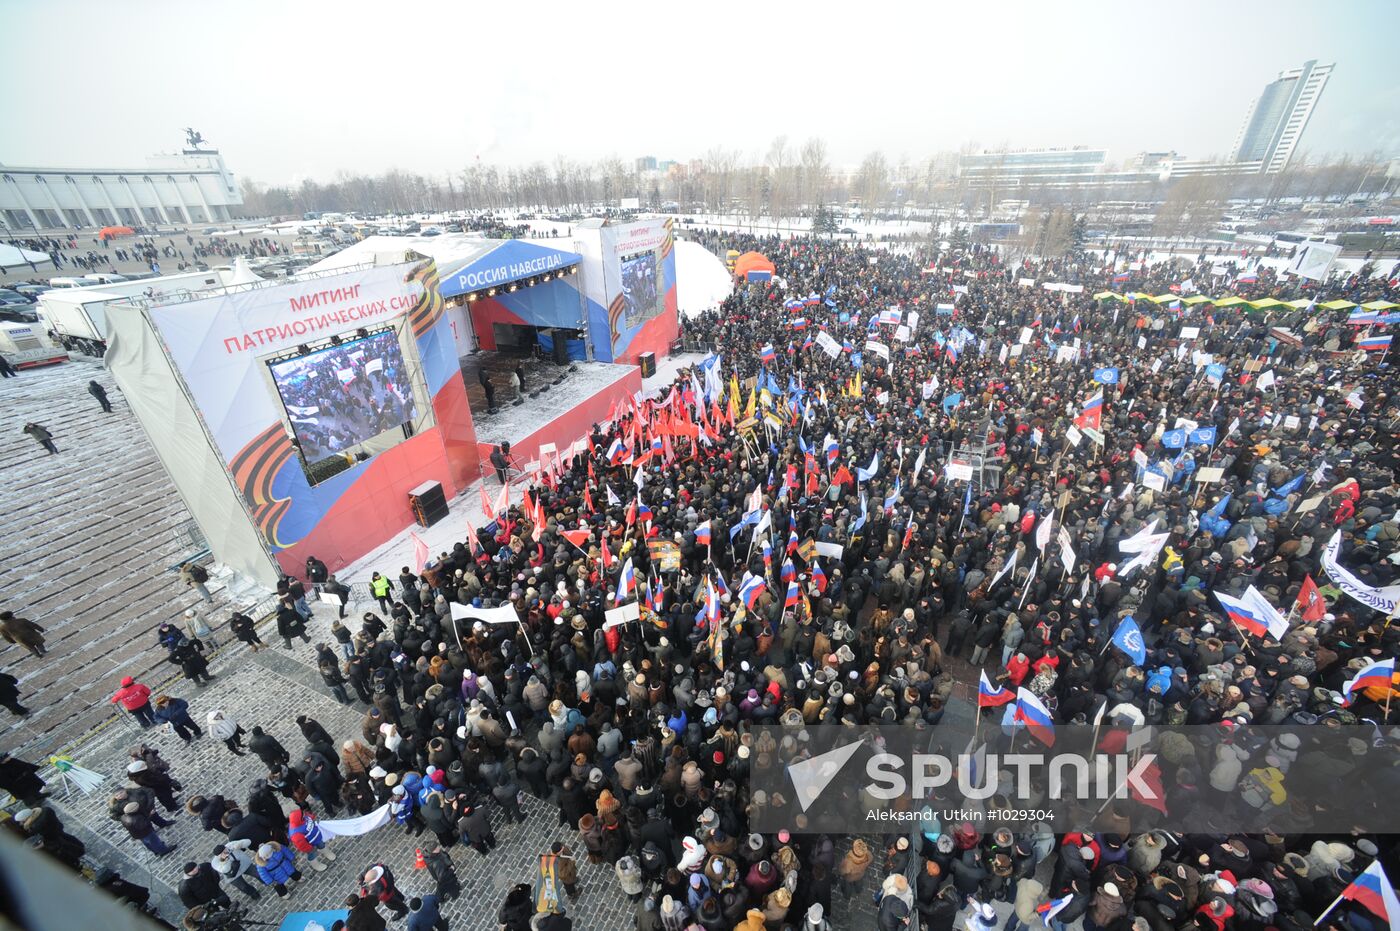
left=268, top=330, right=419, bottom=466
left=621, top=250, right=659, bottom=328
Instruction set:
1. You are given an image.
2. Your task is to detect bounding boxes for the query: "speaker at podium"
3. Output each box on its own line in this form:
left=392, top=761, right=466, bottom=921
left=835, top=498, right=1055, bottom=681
left=408, top=480, right=449, bottom=528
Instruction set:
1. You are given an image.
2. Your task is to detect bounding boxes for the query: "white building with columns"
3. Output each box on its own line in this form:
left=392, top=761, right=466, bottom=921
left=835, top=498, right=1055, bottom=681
left=1, top=149, right=242, bottom=232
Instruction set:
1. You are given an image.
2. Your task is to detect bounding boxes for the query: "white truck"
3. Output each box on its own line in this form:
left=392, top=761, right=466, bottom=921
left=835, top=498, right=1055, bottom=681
left=37, top=268, right=234, bottom=356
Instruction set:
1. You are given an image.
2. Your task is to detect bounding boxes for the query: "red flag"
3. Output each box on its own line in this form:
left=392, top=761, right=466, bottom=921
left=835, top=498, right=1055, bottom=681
left=464, top=516, right=485, bottom=560
left=831, top=465, right=854, bottom=487
left=493, top=480, right=510, bottom=520
left=1130, top=757, right=1168, bottom=814
left=410, top=532, right=430, bottom=573
left=561, top=528, right=590, bottom=551
left=600, top=535, right=613, bottom=569
left=625, top=498, right=638, bottom=528
left=1296, top=575, right=1327, bottom=623
left=479, top=481, right=496, bottom=522
left=583, top=486, right=595, bottom=513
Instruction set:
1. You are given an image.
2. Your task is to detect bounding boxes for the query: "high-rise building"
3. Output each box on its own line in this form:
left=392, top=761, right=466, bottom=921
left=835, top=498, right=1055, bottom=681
left=1231, top=60, right=1333, bottom=174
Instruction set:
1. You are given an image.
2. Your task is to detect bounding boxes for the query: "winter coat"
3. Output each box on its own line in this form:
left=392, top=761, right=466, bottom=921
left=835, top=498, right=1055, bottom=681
left=254, top=843, right=298, bottom=885
left=616, top=855, right=644, bottom=895
left=839, top=839, right=873, bottom=882
left=287, top=809, right=326, bottom=853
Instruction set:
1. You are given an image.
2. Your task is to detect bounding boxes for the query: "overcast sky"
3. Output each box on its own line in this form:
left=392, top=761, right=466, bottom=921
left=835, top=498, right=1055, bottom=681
left=3, top=0, right=1396, bottom=186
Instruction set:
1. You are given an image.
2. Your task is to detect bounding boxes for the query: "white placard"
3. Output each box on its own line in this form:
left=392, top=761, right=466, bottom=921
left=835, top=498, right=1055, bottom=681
left=1196, top=467, right=1225, bottom=483
left=1180, top=326, right=1200, bottom=339
left=1019, top=327, right=1033, bottom=345
left=815, top=542, right=845, bottom=559
left=945, top=462, right=975, bottom=481
left=864, top=340, right=891, bottom=360
left=1065, top=425, right=1083, bottom=447
left=894, top=325, right=911, bottom=342
left=318, top=592, right=342, bottom=605
left=816, top=330, right=842, bottom=359
left=1284, top=415, right=1301, bottom=430
left=1296, top=494, right=1325, bottom=514
left=1137, top=336, right=1147, bottom=349
left=1132, top=449, right=1149, bottom=468
left=1151, top=358, right=1162, bottom=373
left=1010, top=344, right=1024, bottom=357
left=1142, top=472, right=1166, bottom=492
left=1082, top=427, right=1105, bottom=446
left=1018, top=278, right=1035, bottom=287
left=1174, top=417, right=1199, bottom=433
left=604, top=601, right=641, bottom=629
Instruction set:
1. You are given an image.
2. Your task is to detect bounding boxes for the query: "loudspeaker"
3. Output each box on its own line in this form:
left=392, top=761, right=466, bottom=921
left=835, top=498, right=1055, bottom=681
left=551, top=335, right=570, bottom=365
left=409, top=480, right=449, bottom=528
left=638, top=351, right=656, bottom=378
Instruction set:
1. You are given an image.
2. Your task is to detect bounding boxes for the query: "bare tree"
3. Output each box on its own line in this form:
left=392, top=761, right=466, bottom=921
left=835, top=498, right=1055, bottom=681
left=800, top=137, right=831, bottom=212
left=855, top=151, right=889, bottom=216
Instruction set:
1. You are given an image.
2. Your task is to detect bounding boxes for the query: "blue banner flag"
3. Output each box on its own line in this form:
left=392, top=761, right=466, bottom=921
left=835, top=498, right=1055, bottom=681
left=1187, top=426, right=1217, bottom=446
left=1161, top=429, right=1186, bottom=449
left=1111, top=615, right=1147, bottom=665
left=1093, top=367, right=1120, bottom=385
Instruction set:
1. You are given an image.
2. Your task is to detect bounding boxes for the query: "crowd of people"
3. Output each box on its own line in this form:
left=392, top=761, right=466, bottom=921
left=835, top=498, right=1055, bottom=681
left=3, top=227, right=1400, bottom=931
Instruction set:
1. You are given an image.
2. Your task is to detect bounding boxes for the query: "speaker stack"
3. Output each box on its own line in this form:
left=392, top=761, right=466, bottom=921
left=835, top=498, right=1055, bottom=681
left=638, top=351, right=657, bottom=378
left=408, top=480, right=449, bottom=528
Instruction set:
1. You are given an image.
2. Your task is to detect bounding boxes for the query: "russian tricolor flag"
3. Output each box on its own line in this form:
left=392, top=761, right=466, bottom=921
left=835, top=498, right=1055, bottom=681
left=781, top=560, right=796, bottom=584
left=1214, top=587, right=1286, bottom=640
left=784, top=580, right=801, bottom=608
left=760, top=344, right=776, bottom=363
left=1341, top=658, right=1395, bottom=706
left=636, top=498, right=653, bottom=523
left=1237, top=272, right=1258, bottom=284
left=1338, top=861, right=1400, bottom=931
left=791, top=317, right=808, bottom=330
left=738, top=573, right=766, bottom=610
left=615, top=557, right=636, bottom=603
left=1013, top=687, right=1056, bottom=746
left=606, top=437, right=626, bottom=464
left=811, top=561, right=827, bottom=594
left=978, top=671, right=1014, bottom=708
left=694, top=520, right=712, bottom=546
left=1359, top=335, right=1392, bottom=352
left=1112, top=271, right=1131, bottom=283
left=1037, top=894, right=1074, bottom=924
left=823, top=433, right=840, bottom=463
left=1075, top=391, right=1103, bottom=430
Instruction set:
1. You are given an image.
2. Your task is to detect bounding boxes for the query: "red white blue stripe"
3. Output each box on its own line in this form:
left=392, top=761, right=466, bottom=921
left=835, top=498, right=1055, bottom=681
left=1339, top=861, right=1400, bottom=931
left=978, top=671, right=1014, bottom=708
left=1013, top=687, right=1056, bottom=746
left=1359, top=335, right=1393, bottom=352
left=615, top=557, right=636, bottom=603
left=1341, top=658, right=1395, bottom=706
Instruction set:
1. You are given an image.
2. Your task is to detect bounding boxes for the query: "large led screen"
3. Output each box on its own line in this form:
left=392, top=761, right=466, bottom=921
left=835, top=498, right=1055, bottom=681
left=268, top=330, right=418, bottom=465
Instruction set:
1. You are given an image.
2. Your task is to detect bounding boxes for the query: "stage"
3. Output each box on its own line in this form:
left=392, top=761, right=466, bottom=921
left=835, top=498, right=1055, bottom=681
left=462, top=354, right=641, bottom=471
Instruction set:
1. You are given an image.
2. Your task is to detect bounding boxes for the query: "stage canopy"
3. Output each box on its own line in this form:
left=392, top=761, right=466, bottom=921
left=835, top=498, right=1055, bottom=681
left=300, top=234, right=580, bottom=299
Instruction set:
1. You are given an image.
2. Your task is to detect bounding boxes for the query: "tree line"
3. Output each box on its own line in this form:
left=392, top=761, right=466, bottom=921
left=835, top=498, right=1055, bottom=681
left=237, top=137, right=1393, bottom=221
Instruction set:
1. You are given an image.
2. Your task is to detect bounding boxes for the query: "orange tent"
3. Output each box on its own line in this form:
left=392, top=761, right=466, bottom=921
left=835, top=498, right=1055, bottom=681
left=98, top=226, right=135, bottom=240
left=733, top=251, right=775, bottom=281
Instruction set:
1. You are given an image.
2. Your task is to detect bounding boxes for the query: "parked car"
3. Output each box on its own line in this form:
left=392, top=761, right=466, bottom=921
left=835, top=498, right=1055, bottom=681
left=12, top=284, right=50, bottom=299
left=0, top=288, right=35, bottom=306
left=0, top=307, right=40, bottom=323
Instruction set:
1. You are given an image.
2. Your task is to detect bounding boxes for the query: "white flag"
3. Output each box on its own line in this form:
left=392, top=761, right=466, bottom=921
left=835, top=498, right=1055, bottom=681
left=1256, top=369, right=1277, bottom=392
left=989, top=548, right=1019, bottom=589
left=1058, top=527, right=1076, bottom=574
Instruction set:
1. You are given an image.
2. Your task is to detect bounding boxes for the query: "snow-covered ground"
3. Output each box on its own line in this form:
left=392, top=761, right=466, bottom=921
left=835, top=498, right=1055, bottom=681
left=338, top=352, right=707, bottom=587
left=674, top=238, right=733, bottom=317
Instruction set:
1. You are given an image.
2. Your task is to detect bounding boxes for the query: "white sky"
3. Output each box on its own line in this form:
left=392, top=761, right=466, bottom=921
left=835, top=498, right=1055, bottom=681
left=2, top=0, right=1396, bottom=185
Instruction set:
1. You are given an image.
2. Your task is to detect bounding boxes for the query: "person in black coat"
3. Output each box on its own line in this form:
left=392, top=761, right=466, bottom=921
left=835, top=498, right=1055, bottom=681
left=179, top=861, right=231, bottom=911
left=228, top=611, right=265, bottom=652
left=303, top=751, right=342, bottom=814
left=425, top=845, right=460, bottom=901
left=0, top=672, right=29, bottom=716
left=277, top=603, right=310, bottom=649
left=249, top=727, right=290, bottom=769
left=222, top=811, right=273, bottom=849
left=297, top=715, right=335, bottom=748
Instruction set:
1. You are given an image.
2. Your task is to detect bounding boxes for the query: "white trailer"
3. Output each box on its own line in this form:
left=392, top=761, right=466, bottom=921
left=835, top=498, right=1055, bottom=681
left=37, top=269, right=231, bottom=356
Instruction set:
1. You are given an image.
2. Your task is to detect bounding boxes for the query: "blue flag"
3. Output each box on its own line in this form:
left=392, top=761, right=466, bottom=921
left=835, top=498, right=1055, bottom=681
left=1188, top=426, right=1217, bottom=447
left=942, top=392, right=963, bottom=412
left=1204, top=363, right=1226, bottom=384
left=1272, top=473, right=1304, bottom=497
left=1112, top=615, right=1147, bottom=665
left=1161, top=429, right=1186, bottom=449
left=963, top=483, right=973, bottom=516
left=1093, top=367, right=1120, bottom=385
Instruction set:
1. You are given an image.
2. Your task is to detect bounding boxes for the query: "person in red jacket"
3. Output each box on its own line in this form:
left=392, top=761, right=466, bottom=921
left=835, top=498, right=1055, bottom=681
left=110, top=676, right=155, bottom=728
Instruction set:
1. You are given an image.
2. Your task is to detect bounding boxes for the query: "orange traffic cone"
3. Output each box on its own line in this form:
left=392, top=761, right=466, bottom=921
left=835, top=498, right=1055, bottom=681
left=414, top=848, right=426, bottom=869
